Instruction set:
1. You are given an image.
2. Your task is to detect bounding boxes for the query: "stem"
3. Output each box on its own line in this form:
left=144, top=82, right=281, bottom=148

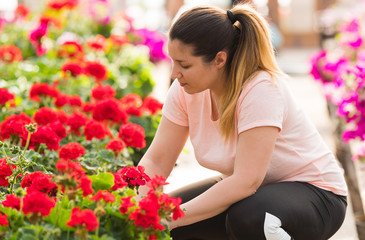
left=1, top=147, right=9, bottom=161
left=23, top=131, right=32, bottom=155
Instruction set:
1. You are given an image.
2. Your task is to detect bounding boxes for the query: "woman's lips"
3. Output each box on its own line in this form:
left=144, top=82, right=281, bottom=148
left=179, top=82, right=187, bottom=87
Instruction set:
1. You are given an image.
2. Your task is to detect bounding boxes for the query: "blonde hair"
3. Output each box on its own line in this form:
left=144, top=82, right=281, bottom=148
left=170, top=3, right=285, bottom=141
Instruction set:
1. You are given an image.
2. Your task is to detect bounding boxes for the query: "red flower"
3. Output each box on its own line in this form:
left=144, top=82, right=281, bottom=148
left=93, top=98, right=128, bottom=123
left=58, top=41, right=84, bottom=59
left=15, top=4, right=30, bottom=19
left=54, top=94, right=69, bottom=108
left=109, top=34, right=129, bottom=47
left=59, top=142, right=85, bottom=160
left=67, top=207, right=99, bottom=231
left=111, top=172, right=128, bottom=190
left=22, top=191, right=56, bottom=216
left=26, top=173, right=58, bottom=196
left=83, top=119, right=107, bottom=141
left=90, top=190, right=115, bottom=203
left=85, top=61, right=108, bottom=81
left=49, top=121, right=67, bottom=139
left=33, top=107, right=57, bottom=125
left=0, top=158, right=13, bottom=187
left=119, top=196, right=135, bottom=214
left=0, top=113, right=32, bottom=141
left=120, top=93, right=143, bottom=116
left=2, top=194, right=21, bottom=211
left=129, top=192, right=164, bottom=230
left=56, top=160, right=85, bottom=177
left=91, top=84, right=116, bottom=101
left=86, top=35, right=109, bottom=52
left=118, top=123, right=146, bottom=148
left=55, top=110, right=69, bottom=123
left=66, top=112, right=89, bottom=135
left=0, top=213, right=8, bottom=227
left=79, top=175, right=93, bottom=197
left=158, top=193, right=185, bottom=220
left=116, top=166, right=150, bottom=188
left=146, top=175, right=168, bottom=190
left=142, top=96, right=163, bottom=115
left=47, top=0, right=79, bottom=10
left=0, top=88, right=15, bottom=105
left=21, top=171, right=45, bottom=188
left=29, top=83, right=59, bottom=102
left=61, top=60, right=84, bottom=77
left=82, top=102, right=95, bottom=113
left=0, top=45, right=23, bottom=63
left=27, top=126, right=60, bottom=151
left=68, top=95, right=83, bottom=107
left=105, top=138, right=126, bottom=153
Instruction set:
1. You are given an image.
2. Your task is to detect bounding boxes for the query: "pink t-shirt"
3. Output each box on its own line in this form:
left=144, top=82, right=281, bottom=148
left=162, top=71, right=348, bottom=196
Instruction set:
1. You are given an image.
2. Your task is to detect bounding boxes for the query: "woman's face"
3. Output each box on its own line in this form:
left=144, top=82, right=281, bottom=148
left=168, top=39, right=224, bottom=95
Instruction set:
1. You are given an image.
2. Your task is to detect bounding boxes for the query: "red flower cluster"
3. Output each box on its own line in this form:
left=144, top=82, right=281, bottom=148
left=15, top=4, right=30, bottom=19
left=0, top=213, right=8, bottom=227
left=67, top=207, right=99, bottom=231
left=0, top=113, right=32, bottom=141
left=90, top=190, right=115, bottom=203
left=119, top=196, right=135, bottom=214
left=120, top=93, right=143, bottom=116
left=59, top=142, right=85, bottom=160
left=109, top=34, right=129, bottom=47
left=33, top=107, right=57, bottom=125
left=58, top=41, right=83, bottom=59
left=49, top=121, right=67, bottom=139
left=118, top=122, right=146, bottom=149
left=22, top=190, right=55, bottom=216
left=24, top=172, right=58, bottom=197
left=91, top=84, right=116, bottom=101
left=105, top=138, right=126, bottom=153
left=2, top=194, right=21, bottom=211
left=29, top=83, right=59, bottom=102
left=0, top=158, right=14, bottom=187
left=83, top=119, right=108, bottom=141
left=66, top=112, right=89, bottom=135
left=27, top=125, right=60, bottom=151
left=86, top=35, right=109, bottom=52
left=85, top=61, right=108, bottom=81
left=142, top=96, right=163, bottom=115
left=114, top=166, right=150, bottom=189
left=0, top=45, right=23, bottom=63
left=61, top=60, right=84, bottom=77
left=92, top=98, right=128, bottom=123
left=0, top=88, right=15, bottom=105
left=47, top=0, right=79, bottom=10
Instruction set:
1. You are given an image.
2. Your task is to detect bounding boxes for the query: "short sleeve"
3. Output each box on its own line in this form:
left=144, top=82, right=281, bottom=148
left=162, top=80, right=189, bottom=126
left=237, top=79, right=285, bottom=134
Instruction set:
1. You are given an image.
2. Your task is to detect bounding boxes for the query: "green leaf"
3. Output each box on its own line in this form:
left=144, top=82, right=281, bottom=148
left=90, top=173, right=115, bottom=192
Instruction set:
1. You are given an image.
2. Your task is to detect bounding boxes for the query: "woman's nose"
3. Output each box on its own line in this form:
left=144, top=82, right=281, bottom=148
left=171, top=67, right=182, bottom=80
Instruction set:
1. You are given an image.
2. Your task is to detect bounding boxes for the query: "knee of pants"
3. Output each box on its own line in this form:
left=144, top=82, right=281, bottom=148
left=225, top=202, right=266, bottom=239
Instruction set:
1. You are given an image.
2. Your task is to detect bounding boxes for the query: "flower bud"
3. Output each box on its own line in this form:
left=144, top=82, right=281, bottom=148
left=10, top=146, right=21, bottom=154
left=25, top=123, right=37, bottom=133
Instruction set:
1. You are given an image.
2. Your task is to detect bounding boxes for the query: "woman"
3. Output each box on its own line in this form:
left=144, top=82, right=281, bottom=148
left=138, top=3, right=347, bottom=240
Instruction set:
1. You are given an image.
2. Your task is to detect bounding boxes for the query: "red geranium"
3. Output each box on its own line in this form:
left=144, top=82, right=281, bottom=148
left=21, top=171, right=45, bottom=188
left=33, top=107, right=57, bottom=125
left=2, top=194, right=21, bottom=211
left=82, top=102, right=95, bottom=113
left=93, top=98, right=128, bottom=123
left=0, top=158, right=13, bottom=187
left=91, top=84, right=116, bottom=101
left=0, top=113, right=32, bottom=141
left=85, top=61, right=108, bottom=81
left=67, top=207, right=99, bottom=231
left=90, top=190, right=115, bottom=203
left=118, top=122, right=146, bottom=149
left=120, top=93, right=143, bottom=116
left=47, top=0, right=79, bottom=10
left=55, top=110, right=69, bottom=124
left=0, top=88, right=15, bottom=105
left=68, top=95, right=83, bottom=107
left=49, top=121, right=67, bottom=139
left=142, top=96, right=163, bottom=115
left=59, top=142, right=85, bottom=160
left=119, top=196, right=135, bottom=214
left=22, top=191, right=56, bottom=216
left=58, top=41, right=84, bottom=59
left=83, top=119, right=108, bottom=141
left=54, top=94, right=69, bottom=107
left=0, top=213, right=8, bottom=227
left=29, top=83, right=59, bottom=102
left=79, top=175, right=93, bottom=197
left=86, top=35, right=109, bottom=52
left=66, top=112, right=89, bottom=135
left=55, top=160, right=85, bottom=177
left=0, top=45, right=23, bottom=63
left=15, top=4, right=30, bottom=19
left=105, top=138, right=126, bottom=153
left=111, top=172, right=128, bottom=190
left=27, top=125, right=60, bottom=151
left=61, top=60, right=84, bottom=77
left=26, top=173, right=58, bottom=196
left=115, top=165, right=150, bottom=188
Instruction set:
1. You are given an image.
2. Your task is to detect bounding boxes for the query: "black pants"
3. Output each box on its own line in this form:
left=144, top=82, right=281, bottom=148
left=169, top=177, right=347, bottom=240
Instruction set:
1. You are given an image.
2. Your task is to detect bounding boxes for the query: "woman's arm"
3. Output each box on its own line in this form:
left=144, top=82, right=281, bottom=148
left=137, top=115, right=189, bottom=197
left=169, top=126, right=279, bottom=229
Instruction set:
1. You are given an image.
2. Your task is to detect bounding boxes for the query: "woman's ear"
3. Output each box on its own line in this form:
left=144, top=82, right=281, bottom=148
left=214, top=51, right=227, bottom=69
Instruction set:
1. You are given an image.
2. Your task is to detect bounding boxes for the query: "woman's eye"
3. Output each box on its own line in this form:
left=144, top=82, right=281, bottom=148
left=181, top=65, right=190, bottom=69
